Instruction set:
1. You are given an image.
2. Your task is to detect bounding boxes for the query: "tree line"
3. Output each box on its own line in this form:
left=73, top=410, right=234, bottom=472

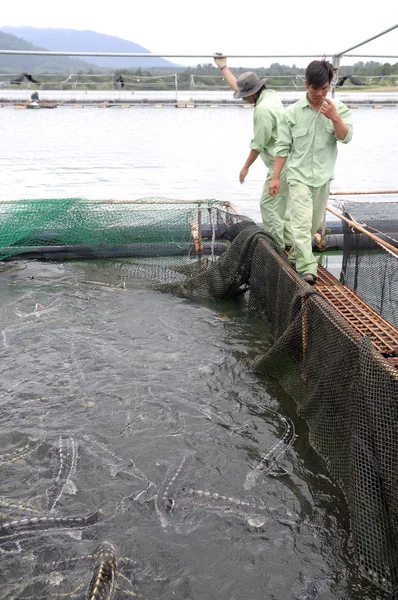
left=2, top=61, right=397, bottom=91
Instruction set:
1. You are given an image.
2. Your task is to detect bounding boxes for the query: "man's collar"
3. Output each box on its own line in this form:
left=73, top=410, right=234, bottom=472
left=255, top=88, right=267, bottom=105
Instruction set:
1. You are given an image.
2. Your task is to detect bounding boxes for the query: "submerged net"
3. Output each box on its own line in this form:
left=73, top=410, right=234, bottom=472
left=162, top=225, right=398, bottom=595
left=338, top=200, right=398, bottom=328
left=1, top=198, right=398, bottom=596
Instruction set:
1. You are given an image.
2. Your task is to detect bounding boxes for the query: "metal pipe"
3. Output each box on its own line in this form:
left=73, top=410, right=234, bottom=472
left=82, top=199, right=236, bottom=206
left=330, top=190, right=398, bottom=196
left=1, top=50, right=398, bottom=59
left=0, top=50, right=327, bottom=58
left=326, top=207, right=398, bottom=256
left=335, top=24, right=398, bottom=57
left=345, top=54, right=398, bottom=58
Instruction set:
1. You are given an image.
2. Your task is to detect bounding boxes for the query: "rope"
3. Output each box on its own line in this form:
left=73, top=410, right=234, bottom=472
left=209, top=207, right=216, bottom=263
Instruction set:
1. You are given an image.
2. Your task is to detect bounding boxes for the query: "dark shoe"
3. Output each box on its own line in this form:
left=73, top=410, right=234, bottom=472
left=301, top=273, right=317, bottom=285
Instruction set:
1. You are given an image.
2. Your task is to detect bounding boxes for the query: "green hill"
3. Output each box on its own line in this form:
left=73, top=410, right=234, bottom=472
left=0, top=31, right=103, bottom=73
left=0, top=27, right=178, bottom=69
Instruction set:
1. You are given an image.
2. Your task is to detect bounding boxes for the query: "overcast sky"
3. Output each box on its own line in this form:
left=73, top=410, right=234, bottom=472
left=1, top=0, right=397, bottom=68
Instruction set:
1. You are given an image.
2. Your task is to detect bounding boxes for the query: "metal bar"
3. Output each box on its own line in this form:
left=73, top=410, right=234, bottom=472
left=75, top=199, right=233, bottom=206
left=1, top=50, right=398, bottom=59
left=330, top=190, right=398, bottom=195
left=1, top=50, right=398, bottom=60
left=335, top=24, right=398, bottom=56
left=317, top=287, right=398, bottom=354
left=326, top=206, right=398, bottom=256
left=0, top=50, right=328, bottom=58
left=345, top=54, right=398, bottom=58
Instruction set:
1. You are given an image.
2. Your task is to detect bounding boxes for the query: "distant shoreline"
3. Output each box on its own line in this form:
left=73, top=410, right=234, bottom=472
left=1, top=89, right=398, bottom=108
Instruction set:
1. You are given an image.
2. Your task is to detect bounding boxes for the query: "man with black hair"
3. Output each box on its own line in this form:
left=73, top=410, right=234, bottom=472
left=269, top=60, right=353, bottom=284
left=214, top=54, right=292, bottom=250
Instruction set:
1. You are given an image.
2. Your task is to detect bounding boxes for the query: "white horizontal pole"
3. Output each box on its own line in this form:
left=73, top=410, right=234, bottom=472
left=344, top=54, right=398, bottom=58
left=0, top=50, right=329, bottom=58
left=1, top=51, right=397, bottom=59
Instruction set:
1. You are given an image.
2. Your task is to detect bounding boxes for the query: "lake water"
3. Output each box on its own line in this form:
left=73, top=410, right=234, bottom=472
left=0, top=105, right=396, bottom=599
left=1, top=103, right=398, bottom=220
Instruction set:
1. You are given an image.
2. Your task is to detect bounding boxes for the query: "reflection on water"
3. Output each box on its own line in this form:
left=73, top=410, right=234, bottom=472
left=1, top=107, right=398, bottom=224
left=0, top=258, right=382, bottom=599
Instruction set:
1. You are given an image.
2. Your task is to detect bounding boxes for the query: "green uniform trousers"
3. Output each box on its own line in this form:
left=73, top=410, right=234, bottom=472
left=260, top=166, right=292, bottom=250
left=288, top=180, right=331, bottom=277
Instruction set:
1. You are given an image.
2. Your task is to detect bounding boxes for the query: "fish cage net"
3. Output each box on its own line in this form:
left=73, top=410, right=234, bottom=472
left=160, top=224, right=398, bottom=596
left=0, top=198, right=251, bottom=266
left=338, top=199, right=398, bottom=329
left=1, top=198, right=398, bottom=596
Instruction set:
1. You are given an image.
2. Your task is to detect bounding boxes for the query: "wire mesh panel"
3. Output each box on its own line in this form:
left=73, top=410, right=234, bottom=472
left=161, top=226, right=398, bottom=595
left=339, top=200, right=398, bottom=328
left=0, top=198, right=252, bottom=264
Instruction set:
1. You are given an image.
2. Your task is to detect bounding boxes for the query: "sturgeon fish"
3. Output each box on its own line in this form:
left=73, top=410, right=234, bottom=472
left=47, top=435, right=78, bottom=512
left=0, top=497, right=43, bottom=522
left=155, top=454, right=269, bottom=530
left=180, top=487, right=269, bottom=527
left=155, top=453, right=195, bottom=529
left=0, top=438, right=43, bottom=465
left=244, top=413, right=297, bottom=490
left=0, top=510, right=101, bottom=543
left=82, top=281, right=126, bottom=291
left=85, top=541, right=117, bottom=600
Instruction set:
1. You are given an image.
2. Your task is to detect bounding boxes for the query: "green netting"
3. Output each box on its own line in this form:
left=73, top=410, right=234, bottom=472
left=1, top=198, right=398, bottom=597
left=0, top=198, right=250, bottom=261
left=0, top=198, right=82, bottom=256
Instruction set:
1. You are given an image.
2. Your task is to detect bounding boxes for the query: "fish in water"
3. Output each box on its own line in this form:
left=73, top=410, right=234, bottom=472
left=0, top=438, right=43, bottom=465
left=0, top=497, right=43, bottom=520
left=85, top=541, right=117, bottom=600
left=155, top=454, right=269, bottom=531
left=155, top=453, right=195, bottom=529
left=0, top=510, right=101, bottom=544
left=244, top=413, right=297, bottom=490
left=291, top=569, right=328, bottom=599
left=47, top=435, right=78, bottom=512
left=179, top=487, right=269, bottom=528
left=32, top=541, right=161, bottom=599
left=82, top=280, right=126, bottom=291
left=14, top=301, right=59, bottom=319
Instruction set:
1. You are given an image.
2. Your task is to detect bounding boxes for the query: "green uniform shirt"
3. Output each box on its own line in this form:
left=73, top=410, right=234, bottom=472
left=250, top=89, right=284, bottom=169
left=274, top=95, right=353, bottom=186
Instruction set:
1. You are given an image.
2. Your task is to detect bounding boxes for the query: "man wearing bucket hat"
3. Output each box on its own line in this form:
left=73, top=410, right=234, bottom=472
left=214, top=53, right=292, bottom=250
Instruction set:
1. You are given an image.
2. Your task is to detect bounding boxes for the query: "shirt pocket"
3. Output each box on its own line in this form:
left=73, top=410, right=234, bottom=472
left=325, top=122, right=336, bottom=142
left=291, top=126, right=309, bottom=155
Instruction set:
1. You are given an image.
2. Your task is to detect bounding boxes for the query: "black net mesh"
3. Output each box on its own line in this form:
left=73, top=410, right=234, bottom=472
left=162, top=227, right=398, bottom=595
left=1, top=199, right=398, bottom=596
left=339, top=200, right=398, bottom=328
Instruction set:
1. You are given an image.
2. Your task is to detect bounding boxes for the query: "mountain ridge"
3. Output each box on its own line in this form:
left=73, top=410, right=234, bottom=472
left=0, top=27, right=178, bottom=69
left=0, top=30, right=104, bottom=72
